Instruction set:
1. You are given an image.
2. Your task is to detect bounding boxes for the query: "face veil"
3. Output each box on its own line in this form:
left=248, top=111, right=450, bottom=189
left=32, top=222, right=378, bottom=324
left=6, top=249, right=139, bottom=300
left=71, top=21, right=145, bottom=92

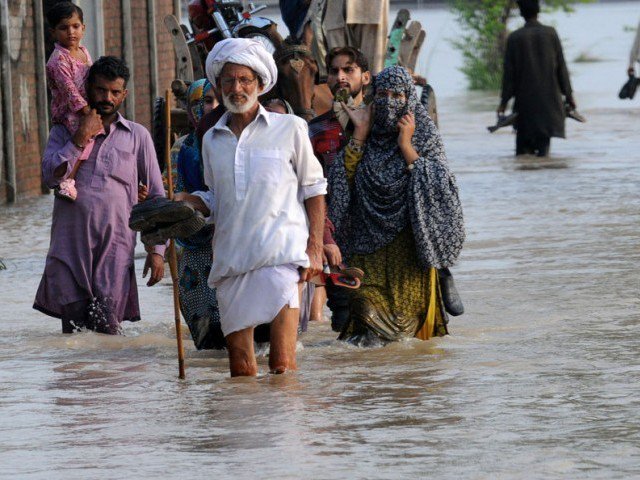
left=370, top=66, right=419, bottom=136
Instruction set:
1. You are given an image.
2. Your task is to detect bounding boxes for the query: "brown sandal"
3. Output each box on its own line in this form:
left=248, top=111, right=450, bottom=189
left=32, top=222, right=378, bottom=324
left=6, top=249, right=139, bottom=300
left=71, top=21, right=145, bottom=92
left=310, top=272, right=361, bottom=289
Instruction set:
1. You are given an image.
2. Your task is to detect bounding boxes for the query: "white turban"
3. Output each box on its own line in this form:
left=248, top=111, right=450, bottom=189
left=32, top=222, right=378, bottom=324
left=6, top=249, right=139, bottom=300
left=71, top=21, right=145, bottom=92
left=205, top=38, right=277, bottom=95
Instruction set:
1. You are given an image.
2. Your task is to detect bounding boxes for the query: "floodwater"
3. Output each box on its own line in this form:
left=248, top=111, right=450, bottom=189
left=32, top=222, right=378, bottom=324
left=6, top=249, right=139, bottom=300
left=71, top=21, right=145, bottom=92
left=1, top=2, right=639, bottom=479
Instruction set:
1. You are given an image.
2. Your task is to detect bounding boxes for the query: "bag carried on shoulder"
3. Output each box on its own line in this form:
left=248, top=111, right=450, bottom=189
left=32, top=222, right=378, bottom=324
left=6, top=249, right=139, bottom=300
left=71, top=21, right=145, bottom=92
left=618, top=74, right=640, bottom=100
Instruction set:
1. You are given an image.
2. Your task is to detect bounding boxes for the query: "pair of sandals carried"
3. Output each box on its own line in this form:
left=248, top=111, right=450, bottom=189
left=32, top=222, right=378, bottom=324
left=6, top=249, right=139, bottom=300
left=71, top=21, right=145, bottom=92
left=128, top=197, right=205, bottom=245
left=310, top=265, right=364, bottom=289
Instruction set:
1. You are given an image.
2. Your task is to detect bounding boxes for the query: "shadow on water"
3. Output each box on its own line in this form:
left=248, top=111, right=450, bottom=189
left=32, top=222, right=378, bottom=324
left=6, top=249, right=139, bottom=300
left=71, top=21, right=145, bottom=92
left=512, top=155, right=572, bottom=170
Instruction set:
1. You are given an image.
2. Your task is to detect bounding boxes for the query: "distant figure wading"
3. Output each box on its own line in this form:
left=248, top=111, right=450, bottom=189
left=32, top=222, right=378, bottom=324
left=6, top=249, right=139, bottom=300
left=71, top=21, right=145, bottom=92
left=498, top=0, right=576, bottom=157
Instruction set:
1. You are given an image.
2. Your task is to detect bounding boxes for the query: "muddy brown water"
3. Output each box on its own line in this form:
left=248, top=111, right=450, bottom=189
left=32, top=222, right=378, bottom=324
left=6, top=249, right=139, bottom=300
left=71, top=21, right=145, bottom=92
left=1, top=3, right=639, bottom=479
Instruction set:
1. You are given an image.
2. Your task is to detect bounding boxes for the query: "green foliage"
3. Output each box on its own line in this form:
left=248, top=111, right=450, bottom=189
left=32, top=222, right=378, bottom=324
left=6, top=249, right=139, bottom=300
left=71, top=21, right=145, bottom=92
left=449, top=0, right=593, bottom=90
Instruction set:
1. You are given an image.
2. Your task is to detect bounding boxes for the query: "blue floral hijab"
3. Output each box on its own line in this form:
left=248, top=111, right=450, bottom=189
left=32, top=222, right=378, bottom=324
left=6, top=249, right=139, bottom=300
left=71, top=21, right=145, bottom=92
left=177, top=79, right=213, bottom=194
left=176, top=79, right=214, bottom=248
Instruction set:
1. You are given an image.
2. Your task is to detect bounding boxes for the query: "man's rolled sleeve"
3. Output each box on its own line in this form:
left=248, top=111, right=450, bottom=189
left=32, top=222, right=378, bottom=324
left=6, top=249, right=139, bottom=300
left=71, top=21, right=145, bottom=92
left=152, top=244, right=166, bottom=258
left=292, top=118, right=327, bottom=199
left=193, top=190, right=216, bottom=224
left=301, top=179, right=327, bottom=200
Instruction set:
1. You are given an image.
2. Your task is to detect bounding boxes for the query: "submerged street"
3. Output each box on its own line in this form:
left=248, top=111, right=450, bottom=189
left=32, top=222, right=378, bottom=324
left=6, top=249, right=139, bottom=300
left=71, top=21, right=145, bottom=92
left=1, top=2, right=639, bottom=478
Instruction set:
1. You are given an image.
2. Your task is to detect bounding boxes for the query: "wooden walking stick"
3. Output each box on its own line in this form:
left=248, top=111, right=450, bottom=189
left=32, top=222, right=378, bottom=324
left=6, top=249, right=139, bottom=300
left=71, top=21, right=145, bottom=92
left=165, top=88, right=186, bottom=379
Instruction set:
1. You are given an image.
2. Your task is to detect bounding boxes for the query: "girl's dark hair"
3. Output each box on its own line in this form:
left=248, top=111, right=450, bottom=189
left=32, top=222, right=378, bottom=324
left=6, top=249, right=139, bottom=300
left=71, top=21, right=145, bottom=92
left=46, top=1, right=84, bottom=27
left=517, top=0, right=540, bottom=19
left=87, top=56, right=130, bottom=87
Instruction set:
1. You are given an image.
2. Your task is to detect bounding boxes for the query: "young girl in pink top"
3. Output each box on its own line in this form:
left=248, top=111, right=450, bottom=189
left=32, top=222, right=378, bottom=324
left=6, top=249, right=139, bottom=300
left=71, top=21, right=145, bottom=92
left=46, top=2, right=96, bottom=201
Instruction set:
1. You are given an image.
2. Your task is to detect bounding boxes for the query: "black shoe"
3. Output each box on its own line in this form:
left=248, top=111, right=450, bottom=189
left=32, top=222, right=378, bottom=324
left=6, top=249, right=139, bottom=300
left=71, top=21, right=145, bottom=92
left=129, top=197, right=195, bottom=232
left=487, top=112, right=518, bottom=133
left=331, top=316, right=348, bottom=333
left=565, top=103, right=586, bottom=123
left=141, top=210, right=206, bottom=246
left=438, top=267, right=464, bottom=316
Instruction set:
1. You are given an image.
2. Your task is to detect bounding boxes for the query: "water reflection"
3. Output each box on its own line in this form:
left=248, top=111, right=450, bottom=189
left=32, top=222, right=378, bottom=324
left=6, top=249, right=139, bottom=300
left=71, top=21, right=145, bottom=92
left=512, top=155, right=571, bottom=170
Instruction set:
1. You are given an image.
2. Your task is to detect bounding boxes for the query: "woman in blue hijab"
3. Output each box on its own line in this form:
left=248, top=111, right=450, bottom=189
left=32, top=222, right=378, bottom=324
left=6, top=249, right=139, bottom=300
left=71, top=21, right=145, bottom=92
left=171, top=79, right=224, bottom=350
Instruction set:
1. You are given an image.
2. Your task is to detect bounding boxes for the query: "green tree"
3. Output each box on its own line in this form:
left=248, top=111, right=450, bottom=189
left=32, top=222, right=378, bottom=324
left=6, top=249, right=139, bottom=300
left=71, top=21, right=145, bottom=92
left=450, top=0, right=592, bottom=90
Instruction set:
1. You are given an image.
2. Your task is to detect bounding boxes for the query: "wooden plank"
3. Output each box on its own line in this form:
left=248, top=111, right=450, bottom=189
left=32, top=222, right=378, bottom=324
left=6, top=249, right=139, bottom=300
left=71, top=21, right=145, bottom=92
left=406, top=29, right=426, bottom=72
left=399, top=20, right=421, bottom=69
left=164, top=14, right=194, bottom=82
left=384, top=9, right=410, bottom=68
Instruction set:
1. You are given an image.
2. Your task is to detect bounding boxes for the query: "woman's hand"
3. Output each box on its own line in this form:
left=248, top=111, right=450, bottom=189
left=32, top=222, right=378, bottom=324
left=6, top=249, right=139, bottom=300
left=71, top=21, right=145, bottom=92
left=341, top=102, right=372, bottom=142
left=397, top=112, right=420, bottom=166
left=397, top=112, right=416, bottom=148
left=323, top=244, right=342, bottom=267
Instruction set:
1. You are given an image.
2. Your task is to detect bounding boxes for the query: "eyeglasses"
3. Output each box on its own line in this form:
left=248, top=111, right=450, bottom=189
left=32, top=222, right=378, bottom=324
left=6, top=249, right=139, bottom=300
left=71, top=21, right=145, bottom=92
left=219, top=76, right=257, bottom=88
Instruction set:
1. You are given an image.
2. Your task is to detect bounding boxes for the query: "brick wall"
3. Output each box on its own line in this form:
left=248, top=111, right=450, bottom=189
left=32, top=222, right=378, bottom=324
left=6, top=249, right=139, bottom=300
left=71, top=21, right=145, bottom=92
left=10, top=0, right=44, bottom=198
left=132, top=0, right=151, bottom=127
left=104, top=1, right=123, bottom=57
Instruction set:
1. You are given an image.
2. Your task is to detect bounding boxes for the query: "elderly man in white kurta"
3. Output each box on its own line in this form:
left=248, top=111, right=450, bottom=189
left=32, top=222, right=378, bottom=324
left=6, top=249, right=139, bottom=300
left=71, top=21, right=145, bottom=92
left=176, top=38, right=326, bottom=377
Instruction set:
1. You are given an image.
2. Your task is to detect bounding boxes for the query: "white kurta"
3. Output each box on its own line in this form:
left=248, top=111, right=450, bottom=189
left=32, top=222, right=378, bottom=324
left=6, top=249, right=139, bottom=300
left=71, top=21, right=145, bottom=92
left=196, top=106, right=327, bottom=336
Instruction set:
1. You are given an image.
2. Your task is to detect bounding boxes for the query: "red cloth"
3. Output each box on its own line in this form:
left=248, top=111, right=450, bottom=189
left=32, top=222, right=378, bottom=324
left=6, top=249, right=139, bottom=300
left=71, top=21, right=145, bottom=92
left=308, top=110, right=348, bottom=177
left=309, top=110, right=350, bottom=246
left=323, top=216, right=336, bottom=245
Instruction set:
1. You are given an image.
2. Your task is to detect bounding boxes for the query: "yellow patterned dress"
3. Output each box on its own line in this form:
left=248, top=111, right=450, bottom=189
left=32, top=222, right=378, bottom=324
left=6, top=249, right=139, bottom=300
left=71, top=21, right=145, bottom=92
left=337, top=146, right=448, bottom=345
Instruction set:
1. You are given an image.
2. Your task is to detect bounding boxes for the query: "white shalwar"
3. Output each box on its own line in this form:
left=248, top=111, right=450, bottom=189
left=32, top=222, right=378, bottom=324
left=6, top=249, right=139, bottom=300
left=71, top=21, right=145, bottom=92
left=196, top=106, right=327, bottom=336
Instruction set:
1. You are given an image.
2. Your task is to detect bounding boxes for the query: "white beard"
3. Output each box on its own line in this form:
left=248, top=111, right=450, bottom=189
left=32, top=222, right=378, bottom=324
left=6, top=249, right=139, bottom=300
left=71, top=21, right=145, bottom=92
left=222, top=89, right=259, bottom=114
